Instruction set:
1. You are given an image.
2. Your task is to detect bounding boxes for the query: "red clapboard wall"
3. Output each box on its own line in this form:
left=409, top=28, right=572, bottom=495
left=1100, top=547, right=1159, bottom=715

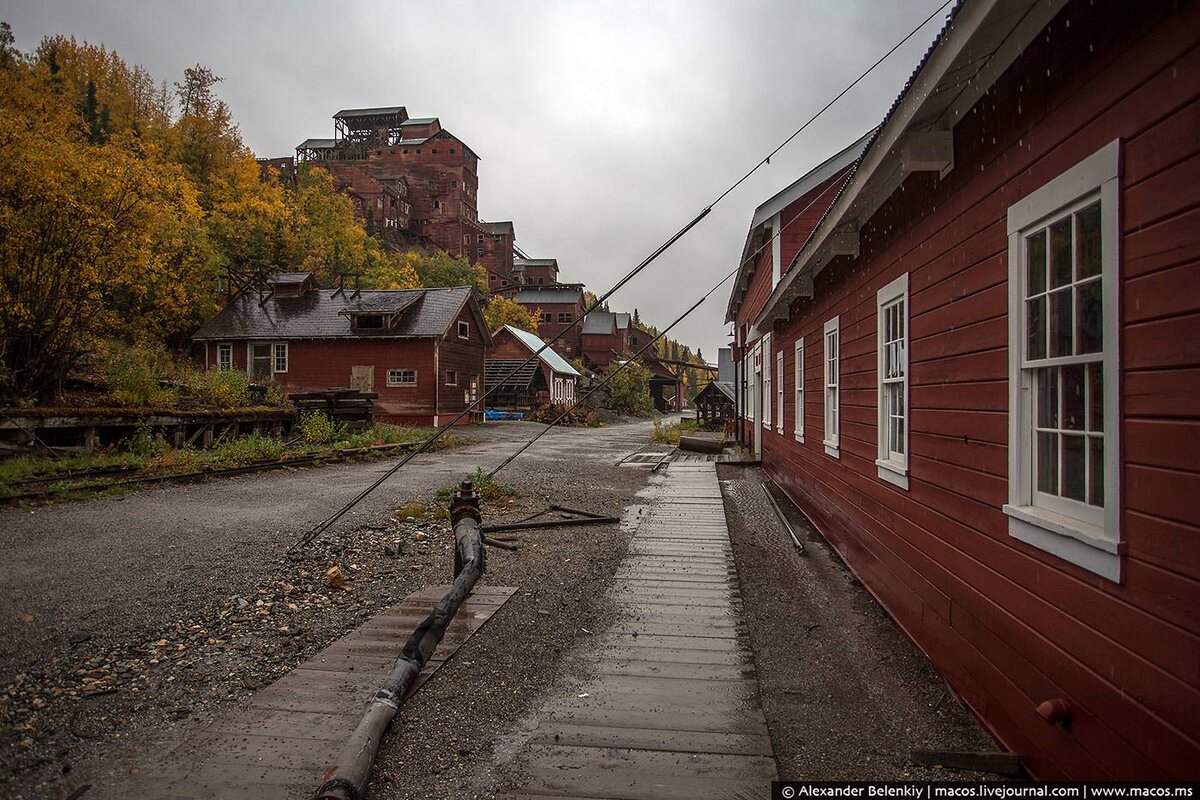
left=761, top=0, right=1199, bottom=780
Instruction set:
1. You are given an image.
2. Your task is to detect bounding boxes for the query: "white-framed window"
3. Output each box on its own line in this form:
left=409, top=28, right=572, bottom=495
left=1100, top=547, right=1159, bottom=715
left=823, top=317, right=840, bottom=457
left=1004, top=139, right=1121, bottom=582
left=775, top=350, right=784, bottom=435
left=876, top=274, right=909, bottom=489
left=273, top=343, right=288, bottom=373
left=458, top=320, right=470, bottom=339
left=387, top=369, right=416, bottom=387
left=445, top=369, right=457, bottom=386
left=217, top=343, right=232, bottom=371
left=761, top=333, right=772, bottom=430
left=794, top=338, right=804, bottom=442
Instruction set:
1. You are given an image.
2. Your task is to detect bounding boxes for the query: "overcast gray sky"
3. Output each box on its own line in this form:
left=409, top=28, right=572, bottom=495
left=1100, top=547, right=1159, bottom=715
left=4, top=0, right=950, bottom=361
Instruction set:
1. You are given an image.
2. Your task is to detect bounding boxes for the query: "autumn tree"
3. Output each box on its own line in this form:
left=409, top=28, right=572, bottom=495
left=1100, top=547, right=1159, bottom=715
left=403, top=250, right=487, bottom=298
left=483, top=295, right=539, bottom=333
left=605, top=360, right=653, bottom=414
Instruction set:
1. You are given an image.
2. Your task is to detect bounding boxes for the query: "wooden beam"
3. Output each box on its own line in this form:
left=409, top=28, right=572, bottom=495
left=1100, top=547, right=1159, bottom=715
left=899, top=130, right=954, bottom=176
left=827, top=226, right=860, bottom=258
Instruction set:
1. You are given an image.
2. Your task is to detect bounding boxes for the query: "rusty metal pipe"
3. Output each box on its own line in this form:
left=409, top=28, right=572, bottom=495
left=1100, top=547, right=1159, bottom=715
left=313, top=483, right=485, bottom=800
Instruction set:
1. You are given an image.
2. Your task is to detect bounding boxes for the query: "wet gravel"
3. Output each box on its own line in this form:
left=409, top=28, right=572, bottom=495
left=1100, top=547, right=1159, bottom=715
left=0, top=418, right=658, bottom=799
left=718, top=464, right=1008, bottom=781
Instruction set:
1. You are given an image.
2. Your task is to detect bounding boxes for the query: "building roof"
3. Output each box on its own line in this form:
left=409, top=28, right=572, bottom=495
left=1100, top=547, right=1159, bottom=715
left=581, top=311, right=618, bottom=336
left=193, top=286, right=479, bottom=341
left=484, top=221, right=515, bottom=236
left=334, top=106, right=406, bottom=119
left=513, top=286, right=582, bottom=305
left=514, top=258, right=557, bottom=268
left=397, top=138, right=430, bottom=146
left=755, top=0, right=1052, bottom=331
left=614, top=312, right=631, bottom=330
left=297, top=138, right=336, bottom=149
left=484, top=360, right=540, bottom=391
left=501, top=326, right=581, bottom=377
left=269, top=273, right=314, bottom=285
left=707, top=380, right=736, bottom=402
left=400, top=117, right=438, bottom=126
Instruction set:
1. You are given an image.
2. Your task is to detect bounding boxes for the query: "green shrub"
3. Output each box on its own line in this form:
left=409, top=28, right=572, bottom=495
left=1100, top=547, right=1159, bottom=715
left=436, top=467, right=518, bottom=505
left=124, top=422, right=171, bottom=458
left=606, top=360, right=653, bottom=414
left=298, top=411, right=343, bottom=445
left=205, top=431, right=283, bottom=465
left=187, top=368, right=252, bottom=409
left=104, top=343, right=179, bottom=408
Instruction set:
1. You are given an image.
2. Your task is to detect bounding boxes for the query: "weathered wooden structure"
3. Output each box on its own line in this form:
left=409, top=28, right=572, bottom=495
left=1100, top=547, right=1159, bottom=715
left=727, top=0, right=1200, bottom=779
left=693, top=380, right=735, bottom=427
left=289, top=389, right=376, bottom=428
left=485, top=325, right=580, bottom=411
left=193, top=276, right=490, bottom=425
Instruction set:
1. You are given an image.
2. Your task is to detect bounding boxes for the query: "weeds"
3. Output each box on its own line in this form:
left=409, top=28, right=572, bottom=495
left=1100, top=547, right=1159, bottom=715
left=651, top=416, right=699, bottom=445
left=436, top=467, right=518, bottom=505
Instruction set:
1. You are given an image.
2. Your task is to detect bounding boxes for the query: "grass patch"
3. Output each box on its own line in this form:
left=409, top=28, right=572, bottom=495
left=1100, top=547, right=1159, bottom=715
left=435, top=467, right=519, bottom=505
left=651, top=417, right=700, bottom=445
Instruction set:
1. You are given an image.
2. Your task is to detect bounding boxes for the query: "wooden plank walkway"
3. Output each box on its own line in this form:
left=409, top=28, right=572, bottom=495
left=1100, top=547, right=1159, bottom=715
left=115, top=584, right=517, bottom=799
left=502, top=462, right=777, bottom=799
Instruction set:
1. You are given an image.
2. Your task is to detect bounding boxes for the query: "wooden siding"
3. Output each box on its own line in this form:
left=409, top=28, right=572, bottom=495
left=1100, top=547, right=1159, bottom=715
left=759, top=0, right=1200, bottom=780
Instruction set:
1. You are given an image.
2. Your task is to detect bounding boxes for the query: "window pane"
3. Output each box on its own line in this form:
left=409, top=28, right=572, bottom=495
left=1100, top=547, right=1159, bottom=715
left=1037, top=431, right=1058, bottom=495
left=1062, top=433, right=1086, bottom=502
left=1050, top=217, right=1073, bottom=288
left=1088, top=363, right=1104, bottom=433
left=1037, top=367, right=1058, bottom=428
left=895, top=416, right=905, bottom=455
left=1027, top=296, right=1046, bottom=360
left=1050, top=288, right=1073, bottom=357
left=1076, top=202, right=1101, bottom=280
left=1089, top=436, right=1104, bottom=507
left=1077, top=279, right=1102, bottom=354
left=1062, top=364, right=1085, bottom=430
left=1026, top=230, right=1047, bottom=295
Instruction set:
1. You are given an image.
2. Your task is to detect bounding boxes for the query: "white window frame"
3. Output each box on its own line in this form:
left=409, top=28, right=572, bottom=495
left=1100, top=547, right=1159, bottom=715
left=1004, top=139, right=1121, bottom=582
left=387, top=368, right=417, bottom=387
left=793, top=338, right=804, bottom=442
left=445, top=369, right=458, bottom=386
left=458, top=320, right=470, bottom=339
left=876, top=273, right=909, bottom=490
left=273, top=342, right=288, bottom=374
left=217, top=343, right=232, bottom=372
left=775, top=350, right=784, bottom=435
left=823, top=317, right=840, bottom=457
left=761, top=333, right=772, bottom=430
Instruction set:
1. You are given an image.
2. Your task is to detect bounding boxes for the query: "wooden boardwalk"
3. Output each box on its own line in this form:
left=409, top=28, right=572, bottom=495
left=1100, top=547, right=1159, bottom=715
left=115, top=584, right=517, bottom=799
left=502, top=462, right=776, bottom=799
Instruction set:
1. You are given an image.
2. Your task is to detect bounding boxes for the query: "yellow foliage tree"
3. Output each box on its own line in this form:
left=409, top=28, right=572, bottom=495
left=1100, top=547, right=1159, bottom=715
left=483, top=295, right=540, bottom=334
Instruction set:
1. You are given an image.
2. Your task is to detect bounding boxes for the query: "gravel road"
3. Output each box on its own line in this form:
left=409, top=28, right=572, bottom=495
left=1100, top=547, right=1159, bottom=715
left=0, top=417, right=665, bottom=799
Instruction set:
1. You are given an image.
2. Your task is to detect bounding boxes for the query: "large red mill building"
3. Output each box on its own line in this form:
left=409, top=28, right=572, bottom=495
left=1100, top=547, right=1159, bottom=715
left=727, top=0, right=1199, bottom=781
left=292, top=106, right=515, bottom=281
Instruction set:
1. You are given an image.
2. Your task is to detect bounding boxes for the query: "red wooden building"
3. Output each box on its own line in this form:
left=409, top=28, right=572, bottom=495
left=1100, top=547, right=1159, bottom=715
left=485, top=325, right=580, bottom=410
left=580, top=311, right=631, bottom=371
left=193, top=276, right=490, bottom=425
left=511, top=284, right=587, bottom=358
left=727, top=0, right=1199, bottom=780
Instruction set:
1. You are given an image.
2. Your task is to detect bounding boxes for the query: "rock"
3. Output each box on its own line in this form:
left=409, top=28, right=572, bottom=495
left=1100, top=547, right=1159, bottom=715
left=69, top=632, right=93, bottom=645
left=324, top=566, right=346, bottom=589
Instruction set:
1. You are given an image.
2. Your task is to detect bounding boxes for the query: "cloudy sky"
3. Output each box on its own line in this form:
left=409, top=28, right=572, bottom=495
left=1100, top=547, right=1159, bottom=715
left=5, top=0, right=951, bottom=360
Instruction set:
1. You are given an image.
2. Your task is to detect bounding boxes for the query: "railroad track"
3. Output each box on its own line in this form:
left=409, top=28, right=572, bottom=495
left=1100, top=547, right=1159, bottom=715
left=0, top=441, right=421, bottom=505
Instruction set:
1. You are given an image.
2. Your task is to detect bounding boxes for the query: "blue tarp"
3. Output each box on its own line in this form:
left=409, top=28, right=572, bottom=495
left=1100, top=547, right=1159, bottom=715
left=485, top=409, right=525, bottom=421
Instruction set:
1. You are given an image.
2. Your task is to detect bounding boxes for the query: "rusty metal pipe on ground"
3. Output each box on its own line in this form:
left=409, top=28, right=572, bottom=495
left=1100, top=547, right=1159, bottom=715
left=313, top=482, right=485, bottom=800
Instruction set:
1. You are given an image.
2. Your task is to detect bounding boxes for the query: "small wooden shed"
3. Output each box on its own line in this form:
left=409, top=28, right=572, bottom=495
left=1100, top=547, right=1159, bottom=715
left=693, top=380, right=735, bottom=427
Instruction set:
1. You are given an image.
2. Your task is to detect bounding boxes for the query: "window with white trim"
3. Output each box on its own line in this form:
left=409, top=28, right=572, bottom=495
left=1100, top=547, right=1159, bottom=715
left=387, top=369, right=416, bottom=386
left=458, top=320, right=470, bottom=339
left=876, top=274, right=909, bottom=489
left=793, top=339, right=804, bottom=442
left=273, top=343, right=288, bottom=373
left=445, top=369, right=458, bottom=386
left=1004, top=139, right=1121, bottom=582
left=823, top=317, right=839, bottom=457
left=217, top=343, right=232, bottom=371
left=775, top=350, right=784, bottom=435
left=761, top=333, right=772, bottom=430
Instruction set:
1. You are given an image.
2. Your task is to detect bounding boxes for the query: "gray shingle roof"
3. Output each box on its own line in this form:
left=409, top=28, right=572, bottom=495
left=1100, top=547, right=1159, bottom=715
left=582, top=311, right=617, bottom=335
left=400, top=117, right=438, bottom=126
left=614, top=312, right=631, bottom=330
left=193, top=287, right=473, bottom=341
left=513, top=286, right=582, bottom=305
left=269, top=273, right=314, bottom=285
left=484, top=221, right=515, bottom=235
left=297, top=138, right=336, bottom=149
left=334, top=106, right=406, bottom=119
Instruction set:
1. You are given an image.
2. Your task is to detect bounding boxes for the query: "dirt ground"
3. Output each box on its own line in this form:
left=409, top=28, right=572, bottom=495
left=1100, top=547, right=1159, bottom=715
left=0, top=421, right=1014, bottom=798
left=718, top=464, right=1007, bottom=781
left=0, top=417, right=661, bottom=799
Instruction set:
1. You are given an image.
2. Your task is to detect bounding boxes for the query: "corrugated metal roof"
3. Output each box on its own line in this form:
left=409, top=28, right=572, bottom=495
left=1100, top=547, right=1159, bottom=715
left=514, top=258, right=557, bottom=267
left=514, top=286, right=582, bottom=305
left=614, top=312, right=631, bottom=330
left=502, top=326, right=581, bottom=376
left=269, top=273, right=313, bottom=284
left=400, top=117, right=438, bottom=126
left=484, top=221, right=515, bottom=235
left=397, top=138, right=429, bottom=146
left=193, top=287, right=473, bottom=341
left=484, top=359, right=540, bottom=391
left=334, top=106, right=406, bottom=118
left=749, top=129, right=876, bottom=229
left=297, top=138, right=336, bottom=149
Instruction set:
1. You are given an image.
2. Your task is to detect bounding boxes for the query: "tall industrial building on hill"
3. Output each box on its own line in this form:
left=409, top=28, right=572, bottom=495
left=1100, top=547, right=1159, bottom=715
left=275, top=105, right=517, bottom=284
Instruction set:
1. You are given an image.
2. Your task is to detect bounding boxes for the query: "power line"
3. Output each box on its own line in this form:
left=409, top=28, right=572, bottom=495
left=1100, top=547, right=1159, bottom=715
left=288, top=1, right=953, bottom=551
